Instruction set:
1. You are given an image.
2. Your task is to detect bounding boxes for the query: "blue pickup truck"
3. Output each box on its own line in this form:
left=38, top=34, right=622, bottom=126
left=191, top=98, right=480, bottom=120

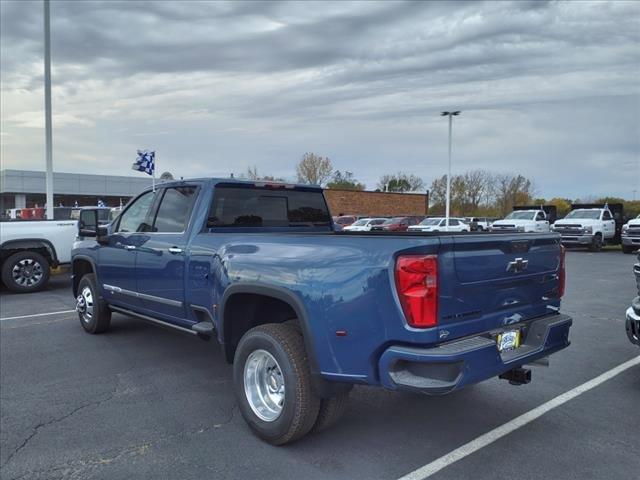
left=72, top=178, right=572, bottom=444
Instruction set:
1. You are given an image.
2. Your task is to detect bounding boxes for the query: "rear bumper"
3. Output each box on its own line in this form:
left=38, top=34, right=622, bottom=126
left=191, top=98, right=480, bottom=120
left=626, top=299, right=640, bottom=346
left=378, top=313, right=572, bottom=394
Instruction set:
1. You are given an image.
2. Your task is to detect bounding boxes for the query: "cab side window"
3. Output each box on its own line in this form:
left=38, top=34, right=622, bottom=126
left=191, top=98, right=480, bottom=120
left=536, top=212, right=545, bottom=221
left=116, top=191, right=156, bottom=233
left=602, top=211, right=612, bottom=221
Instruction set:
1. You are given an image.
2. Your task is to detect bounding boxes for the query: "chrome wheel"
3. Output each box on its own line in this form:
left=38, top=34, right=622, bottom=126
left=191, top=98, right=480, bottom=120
left=244, top=349, right=285, bottom=422
left=11, top=258, right=44, bottom=287
left=76, top=286, right=94, bottom=323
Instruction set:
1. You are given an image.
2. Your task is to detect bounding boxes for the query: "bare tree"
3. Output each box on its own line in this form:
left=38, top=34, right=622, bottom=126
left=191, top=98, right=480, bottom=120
left=494, top=174, right=534, bottom=216
left=246, top=165, right=259, bottom=180
left=296, top=153, right=333, bottom=185
left=428, top=175, right=447, bottom=207
left=463, top=170, right=490, bottom=212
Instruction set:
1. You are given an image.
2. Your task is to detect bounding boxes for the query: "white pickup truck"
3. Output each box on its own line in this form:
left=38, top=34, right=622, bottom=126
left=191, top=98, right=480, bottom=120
left=551, top=206, right=617, bottom=252
left=490, top=209, right=551, bottom=233
left=0, top=220, right=78, bottom=292
left=622, top=214, right=640, bottom=254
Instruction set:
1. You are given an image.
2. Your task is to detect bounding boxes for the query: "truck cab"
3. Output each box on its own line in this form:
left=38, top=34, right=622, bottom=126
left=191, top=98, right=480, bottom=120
left=552, top=204, right=620, bottom=251
left=491, top=209, right=550, bottom=233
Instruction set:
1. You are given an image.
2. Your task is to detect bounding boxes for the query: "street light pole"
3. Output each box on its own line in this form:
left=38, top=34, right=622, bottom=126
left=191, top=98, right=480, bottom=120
left=44, top=0, right=54, bottom=219
left=441, top=111, right=460, bottom=231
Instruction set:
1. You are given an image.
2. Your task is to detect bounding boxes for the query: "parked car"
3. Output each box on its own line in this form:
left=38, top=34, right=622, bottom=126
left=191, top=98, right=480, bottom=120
left=370, top=216, right=422, bottom=232
left=552, top=203, right=621, bottom=252
left=343, top=218, right=387, bottom=232
left=72, top=178, right=571, bottom=445
left=408, top=217, right=470, bottom=232
left=0, top=219, right=77, bottom=292
left=622, top=214, right=640, bottom=254
left=625, top=254, right=640, bottom=346
left=333, top=215, right=357, bottom=227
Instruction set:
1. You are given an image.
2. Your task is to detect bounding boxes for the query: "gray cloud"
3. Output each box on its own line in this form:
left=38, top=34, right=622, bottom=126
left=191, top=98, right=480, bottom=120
left=1, top=0, right=638, bottom=199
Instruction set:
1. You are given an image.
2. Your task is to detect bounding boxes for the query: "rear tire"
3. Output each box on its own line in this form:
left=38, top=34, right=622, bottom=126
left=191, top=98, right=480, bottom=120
left=589, top=233, right=603, bottom=252
left=1, top=251, right=50, bottom=293
left=313, top=390, right=351, bottom=433
left=233, top=323, right=320, bottom=445
left=76, top=274, right=111, bottom=334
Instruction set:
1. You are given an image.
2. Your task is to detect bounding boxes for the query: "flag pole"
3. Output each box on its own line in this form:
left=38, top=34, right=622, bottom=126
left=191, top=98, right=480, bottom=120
left=152, top=152, right=156, bottom=192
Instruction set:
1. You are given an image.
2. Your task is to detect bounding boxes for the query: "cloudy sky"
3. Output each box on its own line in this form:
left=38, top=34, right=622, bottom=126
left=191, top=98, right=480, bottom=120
left=1, top=0, right=639, bottom=199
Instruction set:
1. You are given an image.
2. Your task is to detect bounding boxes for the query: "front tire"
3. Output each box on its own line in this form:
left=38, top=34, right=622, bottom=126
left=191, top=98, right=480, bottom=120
left=1, top=251, right=50, bottom=293
left=76, top=274, right=111, bottom=334
left=589, top=233, right=603, bottom=252
left=233, top=323, right=320, bottom=445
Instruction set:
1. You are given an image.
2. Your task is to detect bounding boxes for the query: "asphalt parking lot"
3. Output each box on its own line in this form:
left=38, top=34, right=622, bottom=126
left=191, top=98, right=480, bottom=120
left=1, top=250, right=638, bottom=480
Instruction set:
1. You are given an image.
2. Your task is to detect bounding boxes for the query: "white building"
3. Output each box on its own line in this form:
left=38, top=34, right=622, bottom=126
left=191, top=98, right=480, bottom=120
left=0, top=169, right=156, bottom=211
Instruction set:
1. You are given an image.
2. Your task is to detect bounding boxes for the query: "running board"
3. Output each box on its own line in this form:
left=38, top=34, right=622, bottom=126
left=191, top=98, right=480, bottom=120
left=109, top=306, right=197, bottom=336
left=192, top=321, right=214, bottom=340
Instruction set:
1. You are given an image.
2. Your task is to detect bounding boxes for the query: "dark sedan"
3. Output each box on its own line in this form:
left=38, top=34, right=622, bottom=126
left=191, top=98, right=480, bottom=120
left=370, top=216, right=422, bottom=232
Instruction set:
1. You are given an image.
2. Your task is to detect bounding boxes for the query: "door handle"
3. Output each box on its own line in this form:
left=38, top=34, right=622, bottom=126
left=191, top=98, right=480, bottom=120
left=168, top=247, right=183, bottom=254
left=124, top=245, right=136, bottom=251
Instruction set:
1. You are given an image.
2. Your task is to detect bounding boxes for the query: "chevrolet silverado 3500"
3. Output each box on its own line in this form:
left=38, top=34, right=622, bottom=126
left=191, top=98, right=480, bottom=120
left=72, top=179, right=572, bottom=444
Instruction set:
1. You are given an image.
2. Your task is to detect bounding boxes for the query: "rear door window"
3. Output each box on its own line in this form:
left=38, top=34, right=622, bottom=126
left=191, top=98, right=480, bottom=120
left=153, top=186, right=198, bottom=233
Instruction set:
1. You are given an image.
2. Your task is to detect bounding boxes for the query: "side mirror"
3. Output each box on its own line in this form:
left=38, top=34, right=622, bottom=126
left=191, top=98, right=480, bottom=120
left=97, top=225, right=109, bottom=245
left=78, top=209, right=98, bottom=237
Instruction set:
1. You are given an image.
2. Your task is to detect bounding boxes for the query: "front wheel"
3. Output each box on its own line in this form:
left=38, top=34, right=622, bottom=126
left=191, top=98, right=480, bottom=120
left=589, top=233, right=603, bottom=252
left=233, top=323, right=320, bottom=445
left=1, top=251, right=50, bottom=293
left=76, top=273, right=111, bottom=334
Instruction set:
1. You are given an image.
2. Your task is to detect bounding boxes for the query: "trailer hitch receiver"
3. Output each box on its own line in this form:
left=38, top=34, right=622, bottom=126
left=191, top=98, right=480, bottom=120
left=499, top=367, right=532, bottom=386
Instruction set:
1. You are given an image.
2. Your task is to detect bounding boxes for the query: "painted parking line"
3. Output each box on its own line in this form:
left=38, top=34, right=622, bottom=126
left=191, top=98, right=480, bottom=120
left=397, top=355, right=640, bottom=480
left=0, top=309, right=76, bottom=322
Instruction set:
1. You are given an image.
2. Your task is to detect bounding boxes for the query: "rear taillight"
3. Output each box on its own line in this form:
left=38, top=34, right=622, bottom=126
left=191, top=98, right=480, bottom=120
left=558, top=245, right=566, bottom=298
left=395, top=255, right=438, bottom=328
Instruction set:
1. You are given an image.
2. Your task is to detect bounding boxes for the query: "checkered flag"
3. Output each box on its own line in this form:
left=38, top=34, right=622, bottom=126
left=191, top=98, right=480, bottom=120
left=132, top=150, right=155, bottom=176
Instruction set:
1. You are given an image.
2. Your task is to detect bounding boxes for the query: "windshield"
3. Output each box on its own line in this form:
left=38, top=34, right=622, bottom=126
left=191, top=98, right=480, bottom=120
left=370, top=219, right=386, bottom=225
left=565, top=209, right=601, bottom=220
left=504, top=211, right=535, bottom=220
left=419, top=218, right=442, bottom=226
left=351, top=219, right=368, bottom=226
left=383, top=217, right=405, bottom=225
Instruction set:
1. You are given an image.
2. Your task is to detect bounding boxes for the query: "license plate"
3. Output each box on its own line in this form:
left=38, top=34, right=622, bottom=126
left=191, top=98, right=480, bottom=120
left=497, top=330, right=521, bottom=352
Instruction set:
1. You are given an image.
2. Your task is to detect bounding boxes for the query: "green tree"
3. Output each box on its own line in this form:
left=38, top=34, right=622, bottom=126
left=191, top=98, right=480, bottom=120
left=377, top=173, right=425, bottom=193
left=326, top=171, right=365, bottom=190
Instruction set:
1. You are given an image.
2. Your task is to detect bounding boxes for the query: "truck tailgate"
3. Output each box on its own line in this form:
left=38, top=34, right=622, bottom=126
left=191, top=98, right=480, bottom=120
left=438, top=234, right=562, bottom=333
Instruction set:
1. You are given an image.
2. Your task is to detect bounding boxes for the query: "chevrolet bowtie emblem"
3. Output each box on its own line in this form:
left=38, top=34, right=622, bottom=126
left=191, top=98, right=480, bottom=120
left=507, top=257, right=529, bottom=273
